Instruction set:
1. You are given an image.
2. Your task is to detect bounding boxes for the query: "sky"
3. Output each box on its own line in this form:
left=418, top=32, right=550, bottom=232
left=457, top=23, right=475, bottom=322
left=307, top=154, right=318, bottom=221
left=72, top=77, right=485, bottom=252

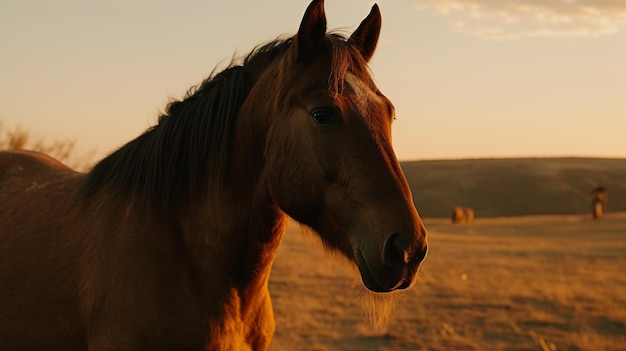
left=1, top=0, right=625, bottom=161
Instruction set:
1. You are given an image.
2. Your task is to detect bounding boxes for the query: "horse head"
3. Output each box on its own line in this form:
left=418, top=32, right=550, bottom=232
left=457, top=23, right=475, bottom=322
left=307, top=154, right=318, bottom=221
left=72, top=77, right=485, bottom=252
left=248, top=0, right=428, bottom=292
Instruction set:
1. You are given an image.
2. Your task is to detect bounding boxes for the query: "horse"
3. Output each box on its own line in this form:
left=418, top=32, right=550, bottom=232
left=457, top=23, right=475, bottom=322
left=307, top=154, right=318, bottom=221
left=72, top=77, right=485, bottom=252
left=0, top=0, right=428, bottom=349
left=451, top=206, right=474, bottom=224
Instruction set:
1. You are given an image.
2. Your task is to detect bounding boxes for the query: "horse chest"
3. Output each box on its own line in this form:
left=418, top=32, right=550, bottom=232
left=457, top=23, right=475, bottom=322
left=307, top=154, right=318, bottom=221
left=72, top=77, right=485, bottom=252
left=79, top=271, right=274, bottom=350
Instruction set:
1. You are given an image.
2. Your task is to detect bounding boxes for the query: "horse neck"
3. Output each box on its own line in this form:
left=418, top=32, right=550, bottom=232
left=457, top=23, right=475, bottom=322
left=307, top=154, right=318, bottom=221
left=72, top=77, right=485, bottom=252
left=173, top=59, right=288, bottom=307
left=182, top=208, right=285, bottom=295
left=178, top=134, right=287, bottom=305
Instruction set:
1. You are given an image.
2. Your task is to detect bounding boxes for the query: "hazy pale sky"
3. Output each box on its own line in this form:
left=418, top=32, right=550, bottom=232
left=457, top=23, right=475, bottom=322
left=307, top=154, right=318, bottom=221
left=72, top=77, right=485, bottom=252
left=1, top=0, right=625, bottom=161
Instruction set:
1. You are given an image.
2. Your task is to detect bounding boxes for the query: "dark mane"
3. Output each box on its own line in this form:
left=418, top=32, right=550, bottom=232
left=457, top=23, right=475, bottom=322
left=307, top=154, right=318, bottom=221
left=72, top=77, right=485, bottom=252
left=80, top=33, right=372, bottom=208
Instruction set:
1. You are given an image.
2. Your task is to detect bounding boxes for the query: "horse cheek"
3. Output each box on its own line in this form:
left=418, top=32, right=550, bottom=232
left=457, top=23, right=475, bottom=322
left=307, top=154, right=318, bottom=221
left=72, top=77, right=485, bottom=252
left=267, top=152, right=323, bottom=226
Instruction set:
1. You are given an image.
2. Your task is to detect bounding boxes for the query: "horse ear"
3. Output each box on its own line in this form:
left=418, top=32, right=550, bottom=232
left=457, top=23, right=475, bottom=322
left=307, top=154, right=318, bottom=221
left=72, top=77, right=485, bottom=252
left=348, top=4, right=381, bottom=62
left=296, top=0, right=327, bottom=60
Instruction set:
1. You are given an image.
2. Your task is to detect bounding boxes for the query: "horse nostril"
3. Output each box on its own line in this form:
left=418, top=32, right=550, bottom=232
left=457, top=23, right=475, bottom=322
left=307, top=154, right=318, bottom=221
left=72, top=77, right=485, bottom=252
left=383, top=233, right=408, bottom=267
left=415, top=242, right=428, bottom=264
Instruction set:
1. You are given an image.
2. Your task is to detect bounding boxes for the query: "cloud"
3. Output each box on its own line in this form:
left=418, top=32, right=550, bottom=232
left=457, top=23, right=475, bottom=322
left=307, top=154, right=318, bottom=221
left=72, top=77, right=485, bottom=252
left=413, top=0, right=626, bottom=40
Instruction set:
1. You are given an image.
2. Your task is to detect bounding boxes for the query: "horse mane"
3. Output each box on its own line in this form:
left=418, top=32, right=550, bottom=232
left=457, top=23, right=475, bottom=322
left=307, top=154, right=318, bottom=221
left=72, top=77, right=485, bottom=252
left=80, top=33, right=373, bottom=209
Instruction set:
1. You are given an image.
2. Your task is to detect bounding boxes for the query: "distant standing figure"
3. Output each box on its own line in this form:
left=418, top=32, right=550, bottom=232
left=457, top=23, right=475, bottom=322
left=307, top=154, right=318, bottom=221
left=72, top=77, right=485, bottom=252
left=591, top=186, right=608, bottom=219
left=452, top=206, right=475, bottom=224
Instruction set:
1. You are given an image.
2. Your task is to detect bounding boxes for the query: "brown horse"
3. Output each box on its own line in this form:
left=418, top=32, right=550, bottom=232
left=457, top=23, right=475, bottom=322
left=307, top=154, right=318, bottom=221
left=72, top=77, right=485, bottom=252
left=451, top=206, right=474, bottom=224
left=0, top=1, right=428, bottom=349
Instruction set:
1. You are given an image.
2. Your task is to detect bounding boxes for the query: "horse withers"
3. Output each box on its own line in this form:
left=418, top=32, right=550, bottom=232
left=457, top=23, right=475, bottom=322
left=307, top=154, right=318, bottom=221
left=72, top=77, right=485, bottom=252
left=0, top=1, right=428, bottom=349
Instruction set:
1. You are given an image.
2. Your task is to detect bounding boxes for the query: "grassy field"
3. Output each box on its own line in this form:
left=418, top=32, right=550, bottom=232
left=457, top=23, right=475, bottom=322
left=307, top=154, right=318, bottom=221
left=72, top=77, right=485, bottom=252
left=269, top=213, right=626, bottom=351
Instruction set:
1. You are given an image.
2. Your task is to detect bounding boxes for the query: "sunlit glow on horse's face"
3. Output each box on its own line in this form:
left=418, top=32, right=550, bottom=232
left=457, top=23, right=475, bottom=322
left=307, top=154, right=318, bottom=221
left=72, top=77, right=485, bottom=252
left=343, top=74, right=395, bottom=121
left=265, top=55, right=428, bottom=293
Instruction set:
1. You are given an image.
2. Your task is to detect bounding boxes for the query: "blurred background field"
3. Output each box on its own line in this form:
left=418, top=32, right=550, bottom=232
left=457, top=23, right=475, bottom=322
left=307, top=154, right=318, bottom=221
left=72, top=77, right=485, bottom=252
left=270, top=214, right=626, bottom=351
left=402, top=158, right=626, bottom=218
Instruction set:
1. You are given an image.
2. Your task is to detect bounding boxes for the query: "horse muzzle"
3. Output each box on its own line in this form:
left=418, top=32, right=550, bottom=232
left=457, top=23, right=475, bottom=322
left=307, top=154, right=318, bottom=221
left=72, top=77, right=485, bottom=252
left=355, top=233, right=428, bottom=293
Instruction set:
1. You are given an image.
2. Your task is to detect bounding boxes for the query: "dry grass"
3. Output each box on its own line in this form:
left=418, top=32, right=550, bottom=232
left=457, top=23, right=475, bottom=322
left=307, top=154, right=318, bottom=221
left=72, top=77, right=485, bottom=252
left=269, top=213, right=626, bottom=350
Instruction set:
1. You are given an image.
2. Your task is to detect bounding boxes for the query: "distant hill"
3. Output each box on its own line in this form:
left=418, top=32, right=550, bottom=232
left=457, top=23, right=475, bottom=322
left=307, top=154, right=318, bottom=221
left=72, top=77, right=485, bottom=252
left=400, top=158, right=626, bottom=218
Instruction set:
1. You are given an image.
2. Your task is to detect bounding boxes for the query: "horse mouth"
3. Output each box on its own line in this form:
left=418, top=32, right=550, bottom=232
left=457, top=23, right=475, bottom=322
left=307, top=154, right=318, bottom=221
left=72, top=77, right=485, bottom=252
left=355, top=249, right=412, bottom=293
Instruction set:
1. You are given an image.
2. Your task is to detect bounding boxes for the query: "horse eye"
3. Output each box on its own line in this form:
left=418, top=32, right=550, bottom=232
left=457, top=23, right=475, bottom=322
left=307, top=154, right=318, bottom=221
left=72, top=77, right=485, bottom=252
left=310, top=108, right=336, bottom=124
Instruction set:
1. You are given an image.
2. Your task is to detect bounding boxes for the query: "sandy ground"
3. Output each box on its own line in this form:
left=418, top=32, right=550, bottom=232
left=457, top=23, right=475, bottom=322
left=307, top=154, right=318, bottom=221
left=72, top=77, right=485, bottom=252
left=268, top=213, right=626, bottom=351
